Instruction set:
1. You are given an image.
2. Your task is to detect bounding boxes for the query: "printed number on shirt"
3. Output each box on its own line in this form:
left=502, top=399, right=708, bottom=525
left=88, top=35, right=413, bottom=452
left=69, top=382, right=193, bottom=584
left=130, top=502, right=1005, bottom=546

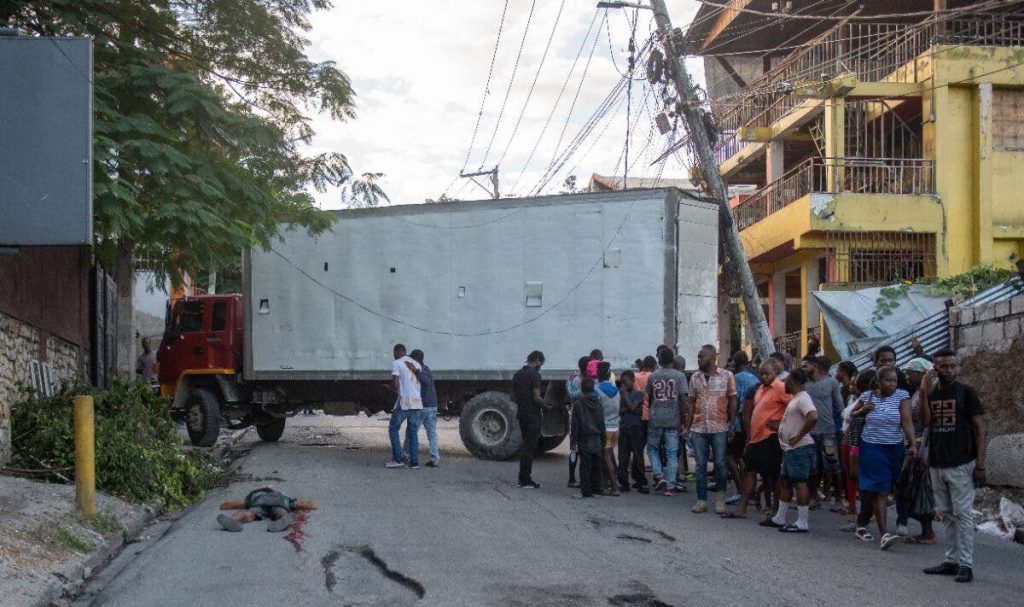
left=652, top=378, right=677, bottom=401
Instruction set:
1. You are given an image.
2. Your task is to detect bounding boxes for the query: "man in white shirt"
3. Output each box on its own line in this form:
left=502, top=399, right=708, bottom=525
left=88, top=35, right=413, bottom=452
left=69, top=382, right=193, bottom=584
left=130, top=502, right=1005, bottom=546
left=386, top=343, right=423, bottom=469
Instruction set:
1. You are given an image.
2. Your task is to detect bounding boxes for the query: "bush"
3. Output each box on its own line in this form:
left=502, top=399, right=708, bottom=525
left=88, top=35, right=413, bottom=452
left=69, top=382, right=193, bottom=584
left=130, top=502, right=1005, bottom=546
left=9, top=379, right=223, bottom=509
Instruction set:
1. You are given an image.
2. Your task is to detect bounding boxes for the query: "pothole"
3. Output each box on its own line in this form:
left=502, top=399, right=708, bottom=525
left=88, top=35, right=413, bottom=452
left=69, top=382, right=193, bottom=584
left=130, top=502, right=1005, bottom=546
left=587, top=516, right=676, bottom=544
left=321, top=545, right=424, bottom=605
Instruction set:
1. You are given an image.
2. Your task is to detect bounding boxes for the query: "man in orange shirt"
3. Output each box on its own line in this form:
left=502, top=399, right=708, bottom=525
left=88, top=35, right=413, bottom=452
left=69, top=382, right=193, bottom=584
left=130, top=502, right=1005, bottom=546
left=723, top=360, right=791, bottom=520
left=686, top=345, right=737, bottom=514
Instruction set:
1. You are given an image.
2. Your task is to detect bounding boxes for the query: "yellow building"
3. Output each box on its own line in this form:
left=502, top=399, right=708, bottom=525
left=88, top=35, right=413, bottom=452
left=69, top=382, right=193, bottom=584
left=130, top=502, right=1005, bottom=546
left=684, top=1, right=1024, bottom=359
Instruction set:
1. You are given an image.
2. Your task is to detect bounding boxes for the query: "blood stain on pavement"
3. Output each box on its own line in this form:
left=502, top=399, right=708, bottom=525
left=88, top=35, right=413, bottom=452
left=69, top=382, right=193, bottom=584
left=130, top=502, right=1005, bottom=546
left=284, top=510, right=309, bottom=552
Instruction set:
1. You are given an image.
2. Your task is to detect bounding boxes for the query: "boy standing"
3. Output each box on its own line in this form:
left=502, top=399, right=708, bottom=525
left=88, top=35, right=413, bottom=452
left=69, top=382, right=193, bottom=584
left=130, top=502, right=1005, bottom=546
left=764, top=369, right=819, bottom=533
left=617, top=370, right=648, bottom=493
left=571, top=378, right=606, bottom=498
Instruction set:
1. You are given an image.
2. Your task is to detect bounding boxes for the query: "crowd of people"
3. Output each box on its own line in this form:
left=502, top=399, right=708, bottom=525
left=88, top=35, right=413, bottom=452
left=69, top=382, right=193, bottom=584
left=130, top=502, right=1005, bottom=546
left=383, top=340, right=988, bottom=584
left=555, top=342, right=988, bottom=584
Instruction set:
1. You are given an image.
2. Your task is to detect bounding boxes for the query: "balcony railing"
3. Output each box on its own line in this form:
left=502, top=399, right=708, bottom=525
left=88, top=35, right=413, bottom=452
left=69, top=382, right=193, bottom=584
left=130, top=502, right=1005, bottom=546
left=732, top=157, right=935, bottom=231
left=709, top=13, right=1024, bottom=158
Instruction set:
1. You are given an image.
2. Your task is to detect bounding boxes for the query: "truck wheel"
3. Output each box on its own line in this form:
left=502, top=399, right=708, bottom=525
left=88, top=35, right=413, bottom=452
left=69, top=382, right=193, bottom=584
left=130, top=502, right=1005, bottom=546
left=459, top=392, right=523, bottom=461
left=536, top=434, right=566, bottom=453
left=256, top=416, right=286, bottom=442
left=185, top=388, right=221, bottom=447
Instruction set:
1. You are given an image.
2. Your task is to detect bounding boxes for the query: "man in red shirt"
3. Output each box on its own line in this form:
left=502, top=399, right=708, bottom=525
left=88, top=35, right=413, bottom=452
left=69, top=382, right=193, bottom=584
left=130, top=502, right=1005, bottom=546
left=723, top=360, right=791, bottom=519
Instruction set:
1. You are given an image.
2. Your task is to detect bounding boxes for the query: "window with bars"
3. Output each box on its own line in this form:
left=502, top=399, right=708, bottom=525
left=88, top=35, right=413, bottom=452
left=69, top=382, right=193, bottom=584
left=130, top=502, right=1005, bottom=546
left=826, top=231, right=935, bottom=285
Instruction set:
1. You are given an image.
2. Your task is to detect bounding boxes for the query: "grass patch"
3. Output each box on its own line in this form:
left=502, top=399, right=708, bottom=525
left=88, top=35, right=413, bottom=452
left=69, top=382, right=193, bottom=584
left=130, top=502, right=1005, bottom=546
left=54, top=525, right=94, bottom=553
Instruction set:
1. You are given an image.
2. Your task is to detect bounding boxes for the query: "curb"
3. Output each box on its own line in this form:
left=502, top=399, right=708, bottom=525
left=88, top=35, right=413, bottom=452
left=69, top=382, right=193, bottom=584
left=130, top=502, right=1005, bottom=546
left=28, top=500, right=162, bottom=607
left=27, top=427, right=252, bottom=607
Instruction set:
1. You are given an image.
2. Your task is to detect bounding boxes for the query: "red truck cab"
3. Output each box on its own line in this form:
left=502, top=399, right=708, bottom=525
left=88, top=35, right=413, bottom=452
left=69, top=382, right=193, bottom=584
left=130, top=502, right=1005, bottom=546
left=158, top=294, right=244, bottom=398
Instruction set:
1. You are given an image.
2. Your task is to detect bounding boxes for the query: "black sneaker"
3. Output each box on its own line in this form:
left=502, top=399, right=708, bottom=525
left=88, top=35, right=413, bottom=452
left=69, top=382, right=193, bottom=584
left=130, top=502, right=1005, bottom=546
left=637, top=485, right=650, bottom=494
left=518, top=480, right=540, bottom=489
left=954, top=566, right=973, bottom=583
left=426, top=461, right=439, bottom=468
left=923, top=562, right=959, bottom=576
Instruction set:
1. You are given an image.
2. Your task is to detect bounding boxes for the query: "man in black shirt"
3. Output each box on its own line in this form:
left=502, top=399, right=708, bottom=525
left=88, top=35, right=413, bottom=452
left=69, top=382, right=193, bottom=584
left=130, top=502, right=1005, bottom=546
left=512, top=350, right=548, bottom=488
left=919, top=348, right=986, bottom=584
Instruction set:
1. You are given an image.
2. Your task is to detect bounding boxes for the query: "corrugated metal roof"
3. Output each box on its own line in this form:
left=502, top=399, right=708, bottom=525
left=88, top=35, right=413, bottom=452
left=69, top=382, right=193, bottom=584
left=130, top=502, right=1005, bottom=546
left=844, top=279, right=1024, bottom=370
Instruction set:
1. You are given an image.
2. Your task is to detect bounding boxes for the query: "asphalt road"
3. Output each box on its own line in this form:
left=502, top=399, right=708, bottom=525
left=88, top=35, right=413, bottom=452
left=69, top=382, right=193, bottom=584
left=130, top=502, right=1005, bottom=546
left=77, top=414, right=1024, bottom=607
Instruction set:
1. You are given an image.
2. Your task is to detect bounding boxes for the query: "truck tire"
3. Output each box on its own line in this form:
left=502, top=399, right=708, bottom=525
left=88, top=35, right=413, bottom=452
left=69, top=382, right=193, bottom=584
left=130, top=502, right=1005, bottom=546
left=536, top=434, right=566, bottom=453
left=256, top=416, right=286, bottom=442
left=459, top=392, right=523, bottom=461
left=185, top=388, right=221, bottom=447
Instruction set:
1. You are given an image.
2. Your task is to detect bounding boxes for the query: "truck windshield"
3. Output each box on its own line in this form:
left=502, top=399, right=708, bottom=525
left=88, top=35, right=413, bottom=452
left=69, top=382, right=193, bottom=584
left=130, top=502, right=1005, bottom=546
left=175, top=301, right=205, bottom=333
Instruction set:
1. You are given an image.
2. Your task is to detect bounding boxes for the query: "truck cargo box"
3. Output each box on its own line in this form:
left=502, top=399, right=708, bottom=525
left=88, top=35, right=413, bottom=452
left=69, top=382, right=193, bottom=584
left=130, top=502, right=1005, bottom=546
left=244, top=188, right=718, bottom=381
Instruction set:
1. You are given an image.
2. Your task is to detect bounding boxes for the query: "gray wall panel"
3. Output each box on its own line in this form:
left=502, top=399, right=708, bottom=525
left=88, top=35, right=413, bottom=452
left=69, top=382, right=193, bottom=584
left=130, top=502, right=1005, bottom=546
left=248, top=190, right=718, bottom=379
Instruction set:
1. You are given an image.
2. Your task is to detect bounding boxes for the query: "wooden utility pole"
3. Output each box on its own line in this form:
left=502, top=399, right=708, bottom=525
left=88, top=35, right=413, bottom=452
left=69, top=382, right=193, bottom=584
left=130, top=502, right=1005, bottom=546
left=460, top=167, right=500, bottom=199
left=647, top=0, right=775, bottom=356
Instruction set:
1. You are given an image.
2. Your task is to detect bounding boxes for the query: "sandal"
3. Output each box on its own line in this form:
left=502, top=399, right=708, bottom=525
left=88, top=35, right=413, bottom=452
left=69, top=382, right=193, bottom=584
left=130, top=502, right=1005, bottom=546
left=904, top=535, right=938, bottom=545
left=880, top=533, right=899, bottom=550
left=719, top=512, right=747, bottom=519
left=778, top=524, right=809, bottom=533
left=855, top=527, right=874, bottom=542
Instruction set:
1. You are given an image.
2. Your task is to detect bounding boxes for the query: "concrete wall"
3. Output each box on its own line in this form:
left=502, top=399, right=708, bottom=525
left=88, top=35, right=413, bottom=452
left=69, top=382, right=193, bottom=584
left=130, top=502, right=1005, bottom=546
left=949, top=294, right=1024, bottom=359
left=0, top=311, right=88, bottom=468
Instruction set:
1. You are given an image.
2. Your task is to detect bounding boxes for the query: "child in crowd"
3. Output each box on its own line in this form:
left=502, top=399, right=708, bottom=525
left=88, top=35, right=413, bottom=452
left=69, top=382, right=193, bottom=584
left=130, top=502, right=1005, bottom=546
left=617, top=370, right=649, bottom=493
left=571, top=378, right=606, bottom=498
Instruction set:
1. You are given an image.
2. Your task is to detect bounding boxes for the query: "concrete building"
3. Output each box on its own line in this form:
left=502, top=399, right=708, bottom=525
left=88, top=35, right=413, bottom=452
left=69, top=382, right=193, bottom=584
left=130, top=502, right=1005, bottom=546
left=683, top=1, right=1024, bottom=358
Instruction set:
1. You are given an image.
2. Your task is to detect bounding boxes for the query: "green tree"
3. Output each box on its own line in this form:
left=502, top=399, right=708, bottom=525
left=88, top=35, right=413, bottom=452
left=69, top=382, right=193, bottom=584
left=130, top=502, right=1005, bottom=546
left=2, top=1, right=362, bottom=373
left=342, top=172, right=390, bottom=208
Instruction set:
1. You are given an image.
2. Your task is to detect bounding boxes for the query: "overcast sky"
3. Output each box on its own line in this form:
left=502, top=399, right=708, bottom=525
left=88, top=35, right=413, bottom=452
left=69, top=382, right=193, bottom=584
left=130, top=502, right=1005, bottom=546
left=305, top=0, right=704, bottom=208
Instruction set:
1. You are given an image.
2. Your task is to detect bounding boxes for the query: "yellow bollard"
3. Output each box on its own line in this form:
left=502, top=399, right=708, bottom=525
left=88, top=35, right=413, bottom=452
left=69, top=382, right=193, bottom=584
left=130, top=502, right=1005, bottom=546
left=74, top=395, right=96, bottom=517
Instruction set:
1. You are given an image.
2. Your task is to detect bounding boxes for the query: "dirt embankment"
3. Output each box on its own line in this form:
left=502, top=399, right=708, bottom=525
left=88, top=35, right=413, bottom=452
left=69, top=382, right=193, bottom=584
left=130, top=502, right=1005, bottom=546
left=959, top=337, right=1024, bottom=438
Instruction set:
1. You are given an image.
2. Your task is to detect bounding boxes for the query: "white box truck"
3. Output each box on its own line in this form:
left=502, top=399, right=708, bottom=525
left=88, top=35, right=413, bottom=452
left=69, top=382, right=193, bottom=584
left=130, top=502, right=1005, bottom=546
left=156, top=188, right=719, bottom=459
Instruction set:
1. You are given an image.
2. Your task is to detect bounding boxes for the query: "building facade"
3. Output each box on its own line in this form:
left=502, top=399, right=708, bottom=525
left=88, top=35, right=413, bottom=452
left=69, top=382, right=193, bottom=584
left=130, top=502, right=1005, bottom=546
left=684, top=0, right=1024, bottom=358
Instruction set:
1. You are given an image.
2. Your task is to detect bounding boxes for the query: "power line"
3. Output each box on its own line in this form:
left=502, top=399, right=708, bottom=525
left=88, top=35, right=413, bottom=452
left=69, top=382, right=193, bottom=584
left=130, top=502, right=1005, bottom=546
left=458, top=0, right=510, bottom=176
left=532, top=12, right=613, bottom=192
left=495, top=0, right=567, bottom=169
left=477, top=0, right=537, bottom=170
left=508, top=9, right=602, bottom=194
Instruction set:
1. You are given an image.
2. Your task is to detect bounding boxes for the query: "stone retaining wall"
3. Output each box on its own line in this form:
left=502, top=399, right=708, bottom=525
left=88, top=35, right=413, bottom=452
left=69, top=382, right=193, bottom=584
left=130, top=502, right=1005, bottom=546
left=0, top=312, right=87, bottom=469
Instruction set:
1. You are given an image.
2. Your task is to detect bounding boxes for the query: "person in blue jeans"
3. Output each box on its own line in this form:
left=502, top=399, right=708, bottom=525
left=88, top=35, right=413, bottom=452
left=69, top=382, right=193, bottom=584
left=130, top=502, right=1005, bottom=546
left=685, top=345, right=737, bottom=514
left=403, top=349, right=440, bottom=467
left=644, top=347, right=688, bottom=496
left=386, top=343, right=424, bottom=469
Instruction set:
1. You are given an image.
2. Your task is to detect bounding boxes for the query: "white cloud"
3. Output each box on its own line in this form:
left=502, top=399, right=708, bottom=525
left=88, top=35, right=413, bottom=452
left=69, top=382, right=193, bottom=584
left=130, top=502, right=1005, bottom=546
left=304, top=0, right=705, bottom=208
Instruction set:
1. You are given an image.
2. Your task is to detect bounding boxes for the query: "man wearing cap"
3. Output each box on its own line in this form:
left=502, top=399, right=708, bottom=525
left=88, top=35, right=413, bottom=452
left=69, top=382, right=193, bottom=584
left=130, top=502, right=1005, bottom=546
left=895, top=357, right=938, bottom=542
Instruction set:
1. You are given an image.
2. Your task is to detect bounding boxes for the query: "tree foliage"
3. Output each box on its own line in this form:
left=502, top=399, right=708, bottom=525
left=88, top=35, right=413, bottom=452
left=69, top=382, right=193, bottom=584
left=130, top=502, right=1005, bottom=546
left=342, top=172, right=390, bottom=209
left=2, top=0, right=357, bottom=283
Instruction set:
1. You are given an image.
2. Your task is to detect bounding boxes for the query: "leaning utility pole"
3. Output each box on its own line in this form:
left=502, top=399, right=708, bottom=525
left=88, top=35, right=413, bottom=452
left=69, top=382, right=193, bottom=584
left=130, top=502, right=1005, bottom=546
left=647, top=0, right=776, bottom=357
